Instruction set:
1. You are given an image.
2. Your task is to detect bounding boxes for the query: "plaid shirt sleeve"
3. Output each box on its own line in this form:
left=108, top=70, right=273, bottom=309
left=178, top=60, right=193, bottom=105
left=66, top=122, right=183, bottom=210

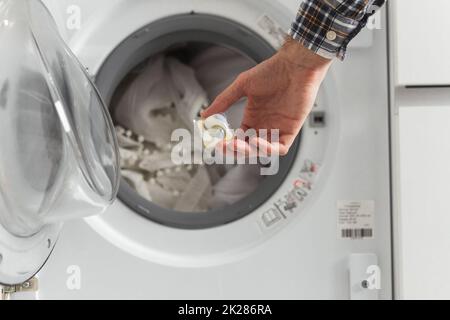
left=289, top=0, right=386, bottom=60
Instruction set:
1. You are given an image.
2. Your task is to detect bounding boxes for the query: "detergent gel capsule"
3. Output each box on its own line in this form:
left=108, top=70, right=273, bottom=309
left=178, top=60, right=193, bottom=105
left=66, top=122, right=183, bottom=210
left=194, top=114, right=234, bottom=150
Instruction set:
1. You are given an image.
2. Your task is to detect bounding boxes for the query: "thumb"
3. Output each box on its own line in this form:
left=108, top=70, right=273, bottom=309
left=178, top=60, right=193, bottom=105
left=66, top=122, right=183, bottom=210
left=201, top=75, right=246, bottom=118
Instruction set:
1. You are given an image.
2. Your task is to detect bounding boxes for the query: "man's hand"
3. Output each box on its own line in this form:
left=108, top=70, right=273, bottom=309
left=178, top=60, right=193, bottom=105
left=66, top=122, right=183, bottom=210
left=201, top=38, right=332, bottom=156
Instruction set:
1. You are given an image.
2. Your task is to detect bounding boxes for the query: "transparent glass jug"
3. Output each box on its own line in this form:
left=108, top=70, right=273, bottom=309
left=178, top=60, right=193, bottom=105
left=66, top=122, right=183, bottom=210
left=0, top=0, right=120, bottom=237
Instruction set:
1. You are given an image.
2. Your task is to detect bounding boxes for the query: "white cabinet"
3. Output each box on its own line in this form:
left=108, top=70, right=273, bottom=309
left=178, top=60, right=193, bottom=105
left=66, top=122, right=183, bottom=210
left=394, top=88, right=450, bottom=299
left=392, top=0, right=450, bottom=86
left=390, top=0, right=450, bottom=299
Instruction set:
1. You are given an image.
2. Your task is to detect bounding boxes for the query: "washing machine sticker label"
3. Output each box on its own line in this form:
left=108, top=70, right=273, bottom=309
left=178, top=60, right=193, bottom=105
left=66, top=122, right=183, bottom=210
left=257, top=14, right=287, bottom=48
left=337, top=201, right=375, bottom=240
left=260, top=160, right=319, bottom=230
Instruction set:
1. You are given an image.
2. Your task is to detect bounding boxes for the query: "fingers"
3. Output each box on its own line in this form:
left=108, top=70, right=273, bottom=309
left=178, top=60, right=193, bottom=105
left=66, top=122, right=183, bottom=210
left=201, top=76, right=246, bottom=118
left=214, top=139, right=251, bottom=159
left=248, top=136, right=290, bottom=157
left=216, top=136, right=290, bottom=159
left=248, top=137, right=275, bottom=156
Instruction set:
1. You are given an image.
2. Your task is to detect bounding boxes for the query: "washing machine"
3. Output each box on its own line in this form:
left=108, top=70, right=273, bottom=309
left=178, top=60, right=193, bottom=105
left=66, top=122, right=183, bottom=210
left=0, top=0, right=392, bottom=299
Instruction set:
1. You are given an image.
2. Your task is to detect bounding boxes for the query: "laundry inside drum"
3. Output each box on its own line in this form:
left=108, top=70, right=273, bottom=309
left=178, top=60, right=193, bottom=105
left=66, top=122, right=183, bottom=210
left=110, top=43, right=264, bottom=213
left=95, top=14, right=300, bottom=229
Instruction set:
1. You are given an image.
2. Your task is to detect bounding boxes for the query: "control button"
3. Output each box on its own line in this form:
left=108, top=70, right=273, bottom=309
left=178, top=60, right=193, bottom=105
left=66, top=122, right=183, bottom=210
left=326, top=30, right=337, bottom=41
left=292, top=187, right=308, bottom=202
left=309, top=111, right=326, bottom=128
left=262, top=208, right=283, bottom=228
left=275, top=194, right=298, bottom=216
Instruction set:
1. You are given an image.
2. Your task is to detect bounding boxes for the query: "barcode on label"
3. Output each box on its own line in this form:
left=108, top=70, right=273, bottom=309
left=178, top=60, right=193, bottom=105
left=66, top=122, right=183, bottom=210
left=341, top=228, right=373, bottom=239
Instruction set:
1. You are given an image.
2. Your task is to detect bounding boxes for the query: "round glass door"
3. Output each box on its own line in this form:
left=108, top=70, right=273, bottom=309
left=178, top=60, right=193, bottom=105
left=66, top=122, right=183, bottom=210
left=0, top=0, right=120, bottom=237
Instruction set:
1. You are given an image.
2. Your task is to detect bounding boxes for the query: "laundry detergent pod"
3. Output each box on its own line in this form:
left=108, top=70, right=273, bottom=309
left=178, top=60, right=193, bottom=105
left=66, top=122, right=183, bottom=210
left=195, top=114, right=234, bottom=149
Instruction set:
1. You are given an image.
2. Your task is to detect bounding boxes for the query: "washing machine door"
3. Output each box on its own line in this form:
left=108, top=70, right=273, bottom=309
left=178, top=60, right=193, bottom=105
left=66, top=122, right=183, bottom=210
left=0, top=0, right=120, bottom=285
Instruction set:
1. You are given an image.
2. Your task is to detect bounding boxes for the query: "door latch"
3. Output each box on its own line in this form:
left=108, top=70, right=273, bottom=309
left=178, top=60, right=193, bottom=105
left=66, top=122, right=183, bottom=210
left=1, top=278, right=38, bottom=300
left=349, top=254, right=380, bottom=300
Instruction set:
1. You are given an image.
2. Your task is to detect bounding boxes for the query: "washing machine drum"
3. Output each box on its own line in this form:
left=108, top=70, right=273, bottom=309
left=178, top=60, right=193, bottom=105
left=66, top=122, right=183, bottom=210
left=0, top=0, right=120, bottom=285
left=95, top=13, right=300, bottom=230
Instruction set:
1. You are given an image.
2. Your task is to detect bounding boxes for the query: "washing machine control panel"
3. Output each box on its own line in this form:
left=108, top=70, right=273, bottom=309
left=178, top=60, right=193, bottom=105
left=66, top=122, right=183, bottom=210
left=260, top=160, right=319, bottom=229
